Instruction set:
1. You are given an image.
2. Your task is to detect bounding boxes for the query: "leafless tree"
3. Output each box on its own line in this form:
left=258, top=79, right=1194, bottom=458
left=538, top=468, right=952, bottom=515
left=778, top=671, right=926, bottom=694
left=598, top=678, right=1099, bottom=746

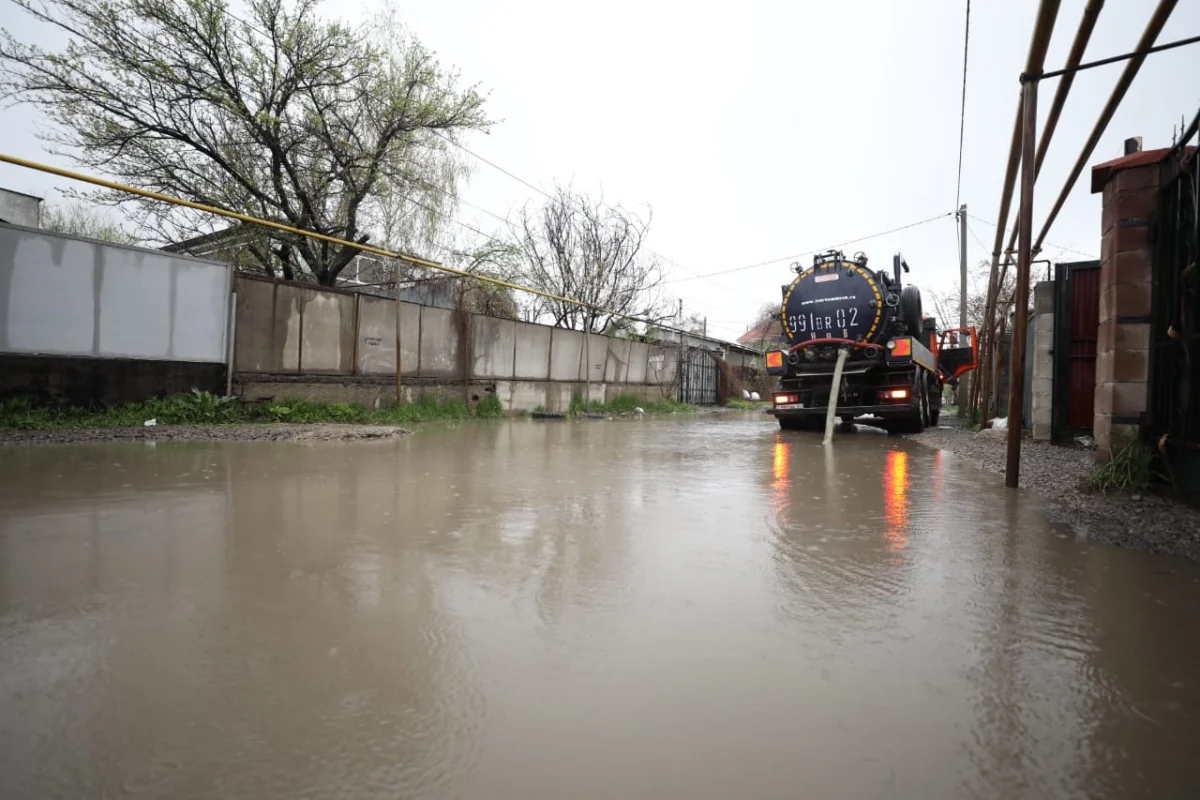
left=0, top=0, right=488, bottom=284
left=513, top=187, right=668, bottom=333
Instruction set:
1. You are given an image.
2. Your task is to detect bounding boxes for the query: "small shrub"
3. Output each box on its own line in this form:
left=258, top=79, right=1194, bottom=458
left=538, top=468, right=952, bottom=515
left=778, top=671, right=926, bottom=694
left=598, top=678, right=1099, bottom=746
left=475, top=392, right=505, bottom=419
left=1088, top=431, right=1158, bottom=494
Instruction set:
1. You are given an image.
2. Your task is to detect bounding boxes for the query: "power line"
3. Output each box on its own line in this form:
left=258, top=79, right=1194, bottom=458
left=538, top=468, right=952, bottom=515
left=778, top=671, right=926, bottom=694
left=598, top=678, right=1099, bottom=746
left=965, top=221, right=992, bottom=257
left=437, top=134, right=768, bottom=307
left=662, top=212, right=954, bottom=284
left=966, top=213, right=1096, bottom=259
left=431, top=131, right=553, bottom=200
left=955, top=0, right=972, bottom=210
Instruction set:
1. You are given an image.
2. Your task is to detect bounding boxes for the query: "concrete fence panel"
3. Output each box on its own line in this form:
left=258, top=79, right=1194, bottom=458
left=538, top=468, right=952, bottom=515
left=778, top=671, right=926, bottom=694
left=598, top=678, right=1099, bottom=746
left=512, top=321, right=552, bottom=380
left=355, top=295, right=393, bottom=375
left=419, top=305, right=460, bottom=378
left=234, top=278, right=279, bottom=372
left=472, top=315, right=516, bottom=379
left=604, top=337, right=632, bottom=383
left=272, top=284, right=305, bottom=372
left=355, top=297, right=421, bottom=376
left=549, top=328, right=584, bottom=381
left=299, top=289, right=355, bottom=374
left=647, top=345, right=678, bottom=389
left=626, top=341, right=649, bottom=384
left=582, top=333, right=609, bottom=383
left=0, top=224, right=230, bottom=363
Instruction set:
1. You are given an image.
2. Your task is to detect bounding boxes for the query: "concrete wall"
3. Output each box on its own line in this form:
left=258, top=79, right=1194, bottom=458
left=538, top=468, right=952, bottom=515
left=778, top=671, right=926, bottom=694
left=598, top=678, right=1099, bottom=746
left=549, top=328, right=584, bottom=381
left=231, top=275, right=760, bottom=410
left=0, top=189, right=41, bottom=227
left=1030, top=281, right=1055, bottom=441
left=1, top=223, right=231, bottom=363
left=513, top=321, right=551, bottom=380
left=472, top=316, right=516, bottom=379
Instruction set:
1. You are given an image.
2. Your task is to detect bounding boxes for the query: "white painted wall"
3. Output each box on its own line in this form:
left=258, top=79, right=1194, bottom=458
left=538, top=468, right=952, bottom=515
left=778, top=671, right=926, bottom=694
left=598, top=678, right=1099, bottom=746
left=0, top=223, right=231, bottom=363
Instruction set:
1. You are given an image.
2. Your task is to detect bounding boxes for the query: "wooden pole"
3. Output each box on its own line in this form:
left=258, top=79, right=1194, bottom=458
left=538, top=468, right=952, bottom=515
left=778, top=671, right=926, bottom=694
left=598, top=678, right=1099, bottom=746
left=1006, top=78, right=1038, bottom=488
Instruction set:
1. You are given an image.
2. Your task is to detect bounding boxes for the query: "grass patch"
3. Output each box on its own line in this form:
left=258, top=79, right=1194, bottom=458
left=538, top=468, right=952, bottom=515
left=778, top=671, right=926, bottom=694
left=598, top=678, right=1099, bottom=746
left=726, top=399, right=768, bottom=410
left=0, top=389, right=699, bottom=431
left=474, top=392, right=505, bottom=419
left=1087, top=431, right=1158, bottom=494
left=0, top=390, right=490, bottom=431
left=564, top=393, right=696, bottom=417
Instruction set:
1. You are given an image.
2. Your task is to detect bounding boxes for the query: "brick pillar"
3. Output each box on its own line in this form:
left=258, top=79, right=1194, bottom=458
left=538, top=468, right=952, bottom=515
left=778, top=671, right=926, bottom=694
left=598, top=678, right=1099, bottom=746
left=1094, top=159, right=1157, bottom=458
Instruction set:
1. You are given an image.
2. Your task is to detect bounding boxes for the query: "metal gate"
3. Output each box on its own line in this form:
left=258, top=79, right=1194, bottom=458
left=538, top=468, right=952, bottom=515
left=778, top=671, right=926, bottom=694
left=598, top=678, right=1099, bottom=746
left=1147, top=114, right=1200, bottom=495
left=679, top=347, right=717, bottom=405
left=1051, top=259, right=1101, bottom=442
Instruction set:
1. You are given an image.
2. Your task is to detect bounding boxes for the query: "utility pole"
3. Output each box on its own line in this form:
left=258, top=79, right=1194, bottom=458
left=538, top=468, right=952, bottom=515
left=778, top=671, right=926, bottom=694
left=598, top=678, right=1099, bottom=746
left=958, top=204, right=968, bottom=329
left=1006, top=78, right=1038, bottom=489
left=957, top=203, right=969, bottom=407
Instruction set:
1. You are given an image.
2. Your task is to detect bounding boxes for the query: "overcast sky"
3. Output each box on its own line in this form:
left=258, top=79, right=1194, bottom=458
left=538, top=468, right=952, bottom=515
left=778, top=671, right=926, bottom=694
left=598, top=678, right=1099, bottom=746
left=2, top=0, right=1198, bottom=341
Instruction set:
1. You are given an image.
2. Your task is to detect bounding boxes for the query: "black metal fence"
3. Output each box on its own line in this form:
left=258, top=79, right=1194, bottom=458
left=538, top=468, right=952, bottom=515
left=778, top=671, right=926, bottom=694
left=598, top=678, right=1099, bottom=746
left=679, top=348, right=718, bottom=405
left=1148, top=108, right=1200, bottom=493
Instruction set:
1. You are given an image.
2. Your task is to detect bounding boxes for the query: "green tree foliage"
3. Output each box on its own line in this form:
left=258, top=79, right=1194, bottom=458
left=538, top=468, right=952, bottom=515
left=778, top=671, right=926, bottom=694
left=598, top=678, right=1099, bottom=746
left=40, top=200, right=136, bottom=244
left=1, top=0, right=490, bottom=284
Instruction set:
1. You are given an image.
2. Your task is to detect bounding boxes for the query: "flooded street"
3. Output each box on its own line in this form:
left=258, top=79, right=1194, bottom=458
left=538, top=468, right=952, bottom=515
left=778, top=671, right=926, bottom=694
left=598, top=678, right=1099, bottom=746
left=3, top=415, right=1200, bottom=799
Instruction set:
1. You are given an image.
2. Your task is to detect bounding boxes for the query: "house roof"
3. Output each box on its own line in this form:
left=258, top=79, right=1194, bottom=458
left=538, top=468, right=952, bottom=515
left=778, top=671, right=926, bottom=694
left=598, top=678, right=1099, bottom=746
left=737, top=318, right=783, bottom=346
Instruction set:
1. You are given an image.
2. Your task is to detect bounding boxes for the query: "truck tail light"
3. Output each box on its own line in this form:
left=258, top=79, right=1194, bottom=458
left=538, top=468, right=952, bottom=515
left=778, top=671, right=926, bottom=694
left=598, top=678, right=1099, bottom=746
left=883, top=388, right=910, bottom=400
left=773, top=393, right=798, bottom=405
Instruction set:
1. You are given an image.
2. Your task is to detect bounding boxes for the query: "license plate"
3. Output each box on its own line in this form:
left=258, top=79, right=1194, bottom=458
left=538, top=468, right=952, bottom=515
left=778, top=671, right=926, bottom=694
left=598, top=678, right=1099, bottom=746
left=776, top=403, right=805, bottom=410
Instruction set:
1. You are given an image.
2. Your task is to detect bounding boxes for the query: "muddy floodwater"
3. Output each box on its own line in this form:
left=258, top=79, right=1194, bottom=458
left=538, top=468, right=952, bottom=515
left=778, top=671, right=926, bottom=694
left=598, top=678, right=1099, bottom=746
left=3, top=416, right=1200, bottom=798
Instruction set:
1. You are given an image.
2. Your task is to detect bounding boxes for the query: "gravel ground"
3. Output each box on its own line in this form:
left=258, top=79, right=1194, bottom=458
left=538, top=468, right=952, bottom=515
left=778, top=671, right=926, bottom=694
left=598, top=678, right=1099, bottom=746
left=0, top=423, right=410, bottom=446
left=913, top=424, right=1200, bottom=563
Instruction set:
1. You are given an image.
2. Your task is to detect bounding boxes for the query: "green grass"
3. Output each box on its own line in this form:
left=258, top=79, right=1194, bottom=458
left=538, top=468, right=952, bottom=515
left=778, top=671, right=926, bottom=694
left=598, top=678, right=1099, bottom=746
left=0, top=390, right=487, bottom=431
left=1087, top=431, right=1159, bottom=494
left=0, top=389, right=698, bottom=431
left=564, top=393, right=695, bottom=417
left=726, top=398, right=768, bottom=410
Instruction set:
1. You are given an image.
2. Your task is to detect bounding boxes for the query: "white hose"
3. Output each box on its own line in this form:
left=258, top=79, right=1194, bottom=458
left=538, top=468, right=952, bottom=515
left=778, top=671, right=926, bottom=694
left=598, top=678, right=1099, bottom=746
left=823, top=347, right=851, bottom=445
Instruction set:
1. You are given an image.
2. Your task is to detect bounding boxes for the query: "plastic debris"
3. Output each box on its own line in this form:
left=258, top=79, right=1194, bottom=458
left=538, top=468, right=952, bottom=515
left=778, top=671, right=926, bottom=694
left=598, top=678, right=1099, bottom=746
left=143, top=419, right=157, bottom=427
left=991, top=417, right=1008, bottom=429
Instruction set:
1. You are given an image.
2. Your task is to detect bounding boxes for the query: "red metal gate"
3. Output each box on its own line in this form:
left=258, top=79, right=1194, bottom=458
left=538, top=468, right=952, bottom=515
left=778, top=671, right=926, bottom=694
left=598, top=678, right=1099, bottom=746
left=1052, top=260, right=1100, bottom=440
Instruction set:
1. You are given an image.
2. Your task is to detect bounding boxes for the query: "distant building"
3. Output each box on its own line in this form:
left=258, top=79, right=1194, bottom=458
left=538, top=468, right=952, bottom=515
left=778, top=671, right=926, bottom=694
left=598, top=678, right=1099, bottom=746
left=0, top=187, right=43, bottom=228
left=737, top=318, right=784, bottom=352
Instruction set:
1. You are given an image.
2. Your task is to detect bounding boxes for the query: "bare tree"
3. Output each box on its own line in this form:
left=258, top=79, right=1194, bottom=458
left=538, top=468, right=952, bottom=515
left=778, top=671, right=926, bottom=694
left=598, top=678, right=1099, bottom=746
left=930, top=259, right=1020, bottom=333
left=513, top=187, right=667, bottom=333
left=0, top=0, right=488, bottom=284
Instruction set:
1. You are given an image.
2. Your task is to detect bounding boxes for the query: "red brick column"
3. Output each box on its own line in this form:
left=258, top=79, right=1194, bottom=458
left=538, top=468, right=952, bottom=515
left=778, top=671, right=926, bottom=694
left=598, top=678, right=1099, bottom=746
left=1092, top=154, right=1162, bottom=458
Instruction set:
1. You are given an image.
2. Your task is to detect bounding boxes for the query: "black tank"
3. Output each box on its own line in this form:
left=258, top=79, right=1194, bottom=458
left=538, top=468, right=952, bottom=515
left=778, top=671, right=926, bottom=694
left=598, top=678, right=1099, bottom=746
left=781, top=256, right=890, bottom=347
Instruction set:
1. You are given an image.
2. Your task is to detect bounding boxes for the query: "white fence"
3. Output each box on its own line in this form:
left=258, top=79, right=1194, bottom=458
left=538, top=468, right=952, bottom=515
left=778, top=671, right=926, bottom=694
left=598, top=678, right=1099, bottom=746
left=0, top=224, right=231, bottom=363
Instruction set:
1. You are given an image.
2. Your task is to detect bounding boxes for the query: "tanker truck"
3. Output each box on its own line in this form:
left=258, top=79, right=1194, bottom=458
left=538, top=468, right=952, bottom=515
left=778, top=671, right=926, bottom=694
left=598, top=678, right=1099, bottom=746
left=763, top=249, right=977, bottom=435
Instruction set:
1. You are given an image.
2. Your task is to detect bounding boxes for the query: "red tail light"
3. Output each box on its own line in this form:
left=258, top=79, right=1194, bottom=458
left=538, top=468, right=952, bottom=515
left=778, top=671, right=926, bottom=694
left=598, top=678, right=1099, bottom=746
left=884, top=388, right=910, bottom=400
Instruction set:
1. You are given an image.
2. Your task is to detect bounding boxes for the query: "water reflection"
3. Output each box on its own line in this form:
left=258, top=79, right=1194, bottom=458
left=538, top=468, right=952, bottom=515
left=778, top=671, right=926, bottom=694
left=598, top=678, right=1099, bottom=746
left=882, top=448, right=909, bottom=552
left=2, top=418, right=1200, bottom=799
